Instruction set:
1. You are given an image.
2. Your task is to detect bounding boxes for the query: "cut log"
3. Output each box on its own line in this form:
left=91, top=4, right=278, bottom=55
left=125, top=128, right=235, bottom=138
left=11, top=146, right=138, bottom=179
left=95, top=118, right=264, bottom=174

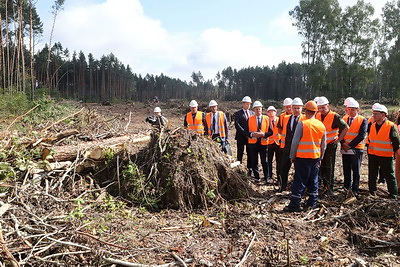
left=42, top=135, right=150, bottom=162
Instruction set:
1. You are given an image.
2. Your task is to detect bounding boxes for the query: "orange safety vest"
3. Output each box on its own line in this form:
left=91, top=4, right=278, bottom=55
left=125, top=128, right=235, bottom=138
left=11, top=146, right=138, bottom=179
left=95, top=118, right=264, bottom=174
left=279, top=111, right=291, bottom=129
left=316, top=111, right=339, bottom=144
left=368, top=119, right=395, bottom=157
left=206, top=111, right=226, bottom=138
left=296, top=118, right=325, bottom=159
left=343, top=115, right=365, bottom=149
left=186, top=112, right=205, bottom=134
left=280, top=114, right=305, bottom=149
left=247, top=115, right=270, bottom=145
left=267, top=117, right=280, bottom=145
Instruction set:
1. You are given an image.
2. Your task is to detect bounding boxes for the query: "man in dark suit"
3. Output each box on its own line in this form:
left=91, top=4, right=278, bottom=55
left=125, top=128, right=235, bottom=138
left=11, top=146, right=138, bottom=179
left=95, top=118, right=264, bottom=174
left=234, top=96, right=255, bottom=176
left=279, top=97, right=305, bottom=192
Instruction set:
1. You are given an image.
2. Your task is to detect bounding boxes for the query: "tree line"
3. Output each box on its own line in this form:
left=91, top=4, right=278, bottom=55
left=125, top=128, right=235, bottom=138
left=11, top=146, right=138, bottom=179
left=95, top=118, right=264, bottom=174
left=1, top=0, right=400, bottom=104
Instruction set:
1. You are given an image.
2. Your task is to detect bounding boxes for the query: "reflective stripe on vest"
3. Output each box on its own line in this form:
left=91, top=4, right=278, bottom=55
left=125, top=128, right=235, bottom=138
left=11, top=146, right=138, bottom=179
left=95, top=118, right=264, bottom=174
left=267, top=117, right=280, bottom=145
left=206, top=111, right=226, bottom=138
left=280, top=114, right=305, bottom=148
left=247, top=115, right=270, bottom=145
left=343, top=115, right=365, bottom=149
left=186, top=112, right=205, bottom=134
left=367, top=120, right=394, bottom=157
left=316, top=111, right=339, bottom=144
left=296, top=118, right=325, bottom=159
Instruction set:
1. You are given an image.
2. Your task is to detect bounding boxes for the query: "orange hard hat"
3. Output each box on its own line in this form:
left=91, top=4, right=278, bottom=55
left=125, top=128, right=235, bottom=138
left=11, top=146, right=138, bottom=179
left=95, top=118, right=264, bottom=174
left=305, top=100, right=318, bottom=112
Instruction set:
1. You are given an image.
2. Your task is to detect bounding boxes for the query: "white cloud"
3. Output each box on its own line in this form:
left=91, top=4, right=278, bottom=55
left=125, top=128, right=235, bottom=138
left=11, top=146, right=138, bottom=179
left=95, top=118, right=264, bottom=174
left=45, top=0, right=302, bottom=82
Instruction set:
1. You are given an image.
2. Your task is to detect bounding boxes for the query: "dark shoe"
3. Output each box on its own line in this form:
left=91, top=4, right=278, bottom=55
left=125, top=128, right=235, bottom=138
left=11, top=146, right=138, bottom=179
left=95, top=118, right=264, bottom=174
left=377, top=177, right=386, bottom=184
left=277, top=187, right=284, bottom=193
left=283, top=206, right=301, bottom=212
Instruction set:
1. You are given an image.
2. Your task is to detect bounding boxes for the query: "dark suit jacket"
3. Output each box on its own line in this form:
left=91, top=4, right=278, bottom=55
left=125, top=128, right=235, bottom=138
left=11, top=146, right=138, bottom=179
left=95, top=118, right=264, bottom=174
left=283, top=114, right=298, bottom=152
left=234, top=109, right=255, bottom=142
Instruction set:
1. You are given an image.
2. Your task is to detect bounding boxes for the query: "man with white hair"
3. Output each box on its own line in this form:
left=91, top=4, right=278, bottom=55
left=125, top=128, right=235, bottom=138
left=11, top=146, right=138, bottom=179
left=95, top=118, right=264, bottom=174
left=316, top=96, right=349, bottom=196
left=341, top=99, right=367, bottom=194
left=235, top=96, right=255, bottom=176
left=367, top=104, right=399, bottom=199
left=267, top=106, right=281, bottom=183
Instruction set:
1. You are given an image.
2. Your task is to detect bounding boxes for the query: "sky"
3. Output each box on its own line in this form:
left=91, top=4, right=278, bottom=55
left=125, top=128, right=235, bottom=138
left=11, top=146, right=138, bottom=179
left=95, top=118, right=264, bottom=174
left=35, top=0, right=386, bottom=82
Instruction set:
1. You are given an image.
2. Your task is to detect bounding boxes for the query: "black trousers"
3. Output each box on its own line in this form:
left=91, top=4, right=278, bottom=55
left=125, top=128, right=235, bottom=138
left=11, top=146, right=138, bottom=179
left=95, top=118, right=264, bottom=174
left=320, top=143, right=337, bottom=191
left=237, top=139, right=252, bottom=170
left=342, top=149, right=363, bottom=192
left=248, top=143, right=269, bottom=180
left=280, top=150, right=292, bottom=190
left=267, top=143, right=281, bottom=180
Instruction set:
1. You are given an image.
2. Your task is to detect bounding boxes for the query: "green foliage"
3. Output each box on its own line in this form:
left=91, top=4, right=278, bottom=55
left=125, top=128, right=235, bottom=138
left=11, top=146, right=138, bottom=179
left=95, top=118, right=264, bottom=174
left=103, top=148, right=115, bottom=165
left=0, top=92, right=31, bottom=118
left=122, top=162, right=160, bottom=209
left=68, top=198, right=85, bottom=219
left=299, top=255, right=309, bottom=264
left=206, top=189, right=216, bottom=200
left=0, top=163, right=15, bottom=181
left=22, top=97, right=78, bottom=126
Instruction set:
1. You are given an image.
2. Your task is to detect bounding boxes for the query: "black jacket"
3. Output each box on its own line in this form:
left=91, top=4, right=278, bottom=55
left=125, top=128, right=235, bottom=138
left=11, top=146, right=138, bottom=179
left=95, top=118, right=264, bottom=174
left=234, top=109, right=255, bottom=142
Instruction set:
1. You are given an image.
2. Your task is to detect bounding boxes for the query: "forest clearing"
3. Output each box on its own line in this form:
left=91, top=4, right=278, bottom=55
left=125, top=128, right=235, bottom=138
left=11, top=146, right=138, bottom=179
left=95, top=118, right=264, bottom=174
left=0, top=99, right=399, bottom=266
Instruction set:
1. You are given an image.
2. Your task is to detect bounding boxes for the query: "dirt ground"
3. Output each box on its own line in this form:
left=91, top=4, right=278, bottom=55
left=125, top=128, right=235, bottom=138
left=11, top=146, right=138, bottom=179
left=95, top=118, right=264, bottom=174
left=73, top=101, right=399, bottom=266
left=2, top=100, right=399, bottom=266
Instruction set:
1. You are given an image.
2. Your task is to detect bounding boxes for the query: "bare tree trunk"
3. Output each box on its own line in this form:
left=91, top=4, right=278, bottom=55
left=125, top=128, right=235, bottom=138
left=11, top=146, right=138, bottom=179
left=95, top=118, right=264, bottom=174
left=10, top=1, right=19, bottom=93
left=18, top=3, right=25, bottom=93
left=47, top=0, right=65, bottom=92
left=5, top=0, right=11, bottom=92
left=0, top=10, right=5, bottom=92
left=29, top=0, right=35, bottom=100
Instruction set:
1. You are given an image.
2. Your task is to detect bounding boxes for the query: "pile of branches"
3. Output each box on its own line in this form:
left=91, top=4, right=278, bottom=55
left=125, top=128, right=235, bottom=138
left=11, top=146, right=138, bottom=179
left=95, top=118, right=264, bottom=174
left=123, top=127, right=259, bottom=210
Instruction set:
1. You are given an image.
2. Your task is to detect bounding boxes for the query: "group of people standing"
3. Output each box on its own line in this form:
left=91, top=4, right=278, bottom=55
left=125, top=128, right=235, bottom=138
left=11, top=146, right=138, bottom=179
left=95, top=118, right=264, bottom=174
left=182, top=96, right=399, bottom=212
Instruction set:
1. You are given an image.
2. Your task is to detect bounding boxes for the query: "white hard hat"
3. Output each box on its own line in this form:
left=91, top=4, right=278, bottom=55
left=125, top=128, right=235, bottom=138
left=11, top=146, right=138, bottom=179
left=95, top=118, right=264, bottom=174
left=372, top=103, right=388, bottom=114
left=189, top=100, right=198, bottom=107
left=371, top=103, right=380, bottom=110
left=267, top=106, right=277, bottom=112
left=292, top=97, right=303, bottom=106
left=313, top=96, right=320, bottom=103
left=154, top=107, right=161, bottom=113
left=344, top=97, right=355, bottom=106
left=316, top=96, right=329, bottom=106
left=209, top=100, right=218, bottom=107
left=346, top=99, right=359, bottom=108
left=253, top=101, right=263, bottom=108
left=283, top=98, right=293, bottom=106
left=242, top=96, right=252, bottom=103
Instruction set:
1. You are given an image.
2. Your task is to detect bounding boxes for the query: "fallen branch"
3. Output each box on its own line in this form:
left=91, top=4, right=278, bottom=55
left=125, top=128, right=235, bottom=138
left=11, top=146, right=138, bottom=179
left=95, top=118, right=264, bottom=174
left=77, top=231, right=129, bottom=250
left=42, top=107, right=84, bottom=132
left=124, top=111, right=132, bottom=132
left=6, top=104, right=40, bottom=131
left=171, top=252, right=187, bottom=267
left=42, top=135, right=150, bottom=162
left=235, top=231, right=256, bottom=267
left=0, top=223, right=20, bottom=267
left=103, top=257, right=193, bottom=267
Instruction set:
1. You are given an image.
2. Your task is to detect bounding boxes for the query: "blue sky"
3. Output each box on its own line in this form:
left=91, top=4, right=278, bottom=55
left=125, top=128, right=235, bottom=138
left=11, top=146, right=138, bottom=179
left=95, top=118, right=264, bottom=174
left=35, top=0, right=385, bottom=82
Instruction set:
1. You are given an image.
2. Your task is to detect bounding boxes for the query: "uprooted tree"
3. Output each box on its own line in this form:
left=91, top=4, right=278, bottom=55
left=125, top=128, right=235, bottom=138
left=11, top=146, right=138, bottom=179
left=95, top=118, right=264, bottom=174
left=101, top=128, right=259, bottom=210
